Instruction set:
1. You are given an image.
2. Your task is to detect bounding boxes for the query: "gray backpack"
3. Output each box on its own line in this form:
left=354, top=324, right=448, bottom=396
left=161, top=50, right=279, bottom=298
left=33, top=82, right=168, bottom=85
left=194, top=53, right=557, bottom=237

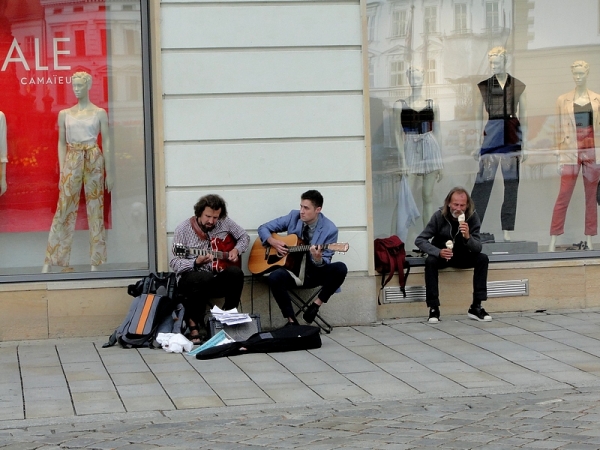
left=103, top=273, right=185, bottom=349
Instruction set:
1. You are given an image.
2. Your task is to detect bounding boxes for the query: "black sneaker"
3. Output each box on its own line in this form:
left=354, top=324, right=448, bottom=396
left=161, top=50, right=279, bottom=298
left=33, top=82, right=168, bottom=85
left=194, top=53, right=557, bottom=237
left=468, top=305, right=492, bottom=322
left=284, top=318, right=300, bottom=327
left=303, top=303, right=320, bottom=323
left=428, top=307, right=440, bottom=323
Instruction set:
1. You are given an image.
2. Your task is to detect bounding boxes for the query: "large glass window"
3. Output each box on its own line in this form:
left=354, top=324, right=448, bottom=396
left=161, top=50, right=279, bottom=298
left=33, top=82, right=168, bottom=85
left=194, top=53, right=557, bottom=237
left=369, top=0, right=600, bottom=262
left=0, top=0, right=153, bottom=281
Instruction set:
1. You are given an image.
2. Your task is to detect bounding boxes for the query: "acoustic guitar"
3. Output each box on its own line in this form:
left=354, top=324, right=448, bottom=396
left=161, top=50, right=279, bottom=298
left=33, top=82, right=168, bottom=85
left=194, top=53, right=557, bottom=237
left=248, top=233, right=349, bottom=275
left=172, top=234, right=241, bottom=272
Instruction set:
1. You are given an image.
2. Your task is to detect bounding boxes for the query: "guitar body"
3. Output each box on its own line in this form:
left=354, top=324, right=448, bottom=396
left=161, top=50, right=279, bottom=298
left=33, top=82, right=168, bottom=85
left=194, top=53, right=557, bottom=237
left=248, top=233, right=349, bottom=275
left=248, top=234, right=300, bottom=275
left=172, top=234, right=241, bottom=273
left=211, top=234, right=241, bottom=272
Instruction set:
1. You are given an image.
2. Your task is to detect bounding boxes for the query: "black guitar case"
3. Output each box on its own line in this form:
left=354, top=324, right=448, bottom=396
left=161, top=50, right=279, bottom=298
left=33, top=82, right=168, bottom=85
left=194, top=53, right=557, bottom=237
left=195, top=325, right=321, bottom=360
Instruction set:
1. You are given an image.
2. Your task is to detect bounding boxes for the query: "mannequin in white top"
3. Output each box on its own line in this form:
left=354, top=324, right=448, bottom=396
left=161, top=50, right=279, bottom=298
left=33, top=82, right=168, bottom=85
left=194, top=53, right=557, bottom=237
left=43, top=72, right=113, bottom=272
left=0, top=111, right=7, bottom=196
left=393, top=67, right=443, bottom=235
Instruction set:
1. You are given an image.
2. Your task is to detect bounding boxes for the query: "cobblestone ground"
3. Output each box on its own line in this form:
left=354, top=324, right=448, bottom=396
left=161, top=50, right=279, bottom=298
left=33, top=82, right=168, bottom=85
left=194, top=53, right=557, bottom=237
left=2, top=387, right=600, bottom=449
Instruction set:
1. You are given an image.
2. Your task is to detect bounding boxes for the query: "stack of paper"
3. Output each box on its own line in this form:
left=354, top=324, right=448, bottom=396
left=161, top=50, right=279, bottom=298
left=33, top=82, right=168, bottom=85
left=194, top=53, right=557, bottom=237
left=210, top=306, right=253, bottom=325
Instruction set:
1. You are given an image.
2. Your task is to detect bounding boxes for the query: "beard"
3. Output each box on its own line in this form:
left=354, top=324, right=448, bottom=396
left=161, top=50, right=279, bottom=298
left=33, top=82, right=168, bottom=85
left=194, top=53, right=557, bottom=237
left=198, top=221, right=215, bottom=233
left=450, top=209, right=463, bottom=219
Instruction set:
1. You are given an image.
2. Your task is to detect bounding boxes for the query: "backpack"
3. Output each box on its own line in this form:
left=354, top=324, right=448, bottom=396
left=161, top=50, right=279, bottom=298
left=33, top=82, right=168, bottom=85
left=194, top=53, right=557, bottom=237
left=195, top=325, right=321, bottom=360
left=103, top=272, right=184, bottom=349
left=374, top=236, right=410, bottom=303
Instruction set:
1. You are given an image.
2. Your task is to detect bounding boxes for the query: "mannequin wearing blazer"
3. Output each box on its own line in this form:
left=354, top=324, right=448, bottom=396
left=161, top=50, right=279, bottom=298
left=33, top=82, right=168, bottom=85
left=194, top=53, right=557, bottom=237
left=549, top=61, right=600, bottom=251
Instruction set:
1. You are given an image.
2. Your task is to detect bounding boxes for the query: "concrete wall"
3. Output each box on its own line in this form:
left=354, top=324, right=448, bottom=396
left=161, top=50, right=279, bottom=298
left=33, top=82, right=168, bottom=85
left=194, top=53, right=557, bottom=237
left=159, top=0, right=376, bottom=325
left=4, top=259, right=600, bottom=341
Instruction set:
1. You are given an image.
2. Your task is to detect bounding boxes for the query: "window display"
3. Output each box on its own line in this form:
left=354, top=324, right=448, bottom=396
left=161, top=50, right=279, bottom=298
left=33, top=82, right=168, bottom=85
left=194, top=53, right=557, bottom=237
left=369, top=0, right=600, bottom=260
left=0, top=0, right=150, bottom=278
left=470, top=46, right=526, bottom=243
left=549, top=61, right=600, bottom=252
left=42, top=72, right=111, bottom=273
left=392, top=67, right=442, bottom=243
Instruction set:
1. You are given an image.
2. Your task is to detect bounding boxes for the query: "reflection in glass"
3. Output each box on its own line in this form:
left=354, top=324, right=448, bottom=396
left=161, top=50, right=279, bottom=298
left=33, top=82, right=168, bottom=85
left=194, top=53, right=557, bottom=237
left=470, top=47, right=527, bottom=242
left=393, top=67, right=442, bottom=243
left=548, top=61, right=600, bottom=252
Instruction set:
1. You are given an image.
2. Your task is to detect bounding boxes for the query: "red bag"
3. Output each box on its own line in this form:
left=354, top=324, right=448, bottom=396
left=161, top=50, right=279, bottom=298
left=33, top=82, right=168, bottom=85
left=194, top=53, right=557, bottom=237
left=374, top=236, right=410, bottom=303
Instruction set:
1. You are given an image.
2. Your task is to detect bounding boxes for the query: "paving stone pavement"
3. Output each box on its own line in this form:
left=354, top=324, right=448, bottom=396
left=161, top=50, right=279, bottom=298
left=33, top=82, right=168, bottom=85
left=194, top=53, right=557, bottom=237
left=3, top=308, right=600, bottom=448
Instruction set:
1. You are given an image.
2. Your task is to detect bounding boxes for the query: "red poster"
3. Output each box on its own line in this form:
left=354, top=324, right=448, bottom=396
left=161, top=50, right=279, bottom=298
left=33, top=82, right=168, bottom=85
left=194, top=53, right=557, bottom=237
left=0, top=0, right=110, bottom=232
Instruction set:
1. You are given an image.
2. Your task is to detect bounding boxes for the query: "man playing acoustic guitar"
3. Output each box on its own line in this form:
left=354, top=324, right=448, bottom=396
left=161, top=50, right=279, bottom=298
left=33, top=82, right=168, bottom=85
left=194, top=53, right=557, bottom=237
left=170, top=194, right=250, bottom=344
left=256, top=190, right=347, bottom=326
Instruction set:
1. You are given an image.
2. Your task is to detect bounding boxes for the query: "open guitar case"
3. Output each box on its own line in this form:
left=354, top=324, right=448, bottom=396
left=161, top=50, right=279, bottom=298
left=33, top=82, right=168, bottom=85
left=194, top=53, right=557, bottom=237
left=195, top=325, right=321, bottom=360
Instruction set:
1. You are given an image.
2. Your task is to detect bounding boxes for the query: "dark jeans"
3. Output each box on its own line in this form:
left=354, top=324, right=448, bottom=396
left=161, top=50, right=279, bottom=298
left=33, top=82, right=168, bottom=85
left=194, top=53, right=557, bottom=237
left=268, top=262, right=348, bottom=319
left=471, top=153, right=520, bottom=230
left=178, top=266, right=244, bottom=324
left=424, top=252, right=488, bottom=308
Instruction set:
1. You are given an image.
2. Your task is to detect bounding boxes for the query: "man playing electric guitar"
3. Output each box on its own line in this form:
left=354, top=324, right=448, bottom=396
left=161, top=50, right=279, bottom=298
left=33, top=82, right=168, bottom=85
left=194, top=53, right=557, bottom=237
left=170, top=194, right=249, bottom=344
left=257, top=190, right=348, bottom=326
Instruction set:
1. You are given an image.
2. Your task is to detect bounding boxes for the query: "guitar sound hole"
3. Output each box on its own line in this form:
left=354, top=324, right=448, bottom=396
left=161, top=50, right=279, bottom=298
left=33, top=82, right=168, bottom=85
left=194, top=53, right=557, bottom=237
left=266, top=255, right=283, bottom=264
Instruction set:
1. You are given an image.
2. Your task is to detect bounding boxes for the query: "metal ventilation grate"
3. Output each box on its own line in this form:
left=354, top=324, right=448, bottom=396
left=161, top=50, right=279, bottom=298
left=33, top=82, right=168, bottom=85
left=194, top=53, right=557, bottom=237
left=382, top=279, right=529, bottom=304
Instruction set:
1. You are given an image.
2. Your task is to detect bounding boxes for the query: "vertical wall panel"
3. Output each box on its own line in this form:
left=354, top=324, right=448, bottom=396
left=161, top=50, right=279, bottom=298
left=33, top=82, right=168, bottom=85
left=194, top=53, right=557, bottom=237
left=160, top=0, right=369, bottom=273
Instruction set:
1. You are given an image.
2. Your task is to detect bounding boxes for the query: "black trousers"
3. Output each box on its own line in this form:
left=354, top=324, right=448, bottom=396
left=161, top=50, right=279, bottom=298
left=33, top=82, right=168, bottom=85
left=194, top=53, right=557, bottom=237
left=471, top=153, right=520, bottom=230
left=267, top=262, right=348, bottom=319
left=424, top=252, right=488, bottom=308
left=178, top=266, right=244, bottom=324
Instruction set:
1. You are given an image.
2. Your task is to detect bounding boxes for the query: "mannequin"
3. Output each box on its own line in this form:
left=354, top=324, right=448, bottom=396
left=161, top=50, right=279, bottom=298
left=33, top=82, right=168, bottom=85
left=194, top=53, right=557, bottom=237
left=42, top=72, right=113, bottom=272
left=393, top=67, right=443, bottom=240
left=471, top=47, right=527, bottom=242
left=0, top=111, right=6, bottom=196
left=548, top=61, right=600, bottom=252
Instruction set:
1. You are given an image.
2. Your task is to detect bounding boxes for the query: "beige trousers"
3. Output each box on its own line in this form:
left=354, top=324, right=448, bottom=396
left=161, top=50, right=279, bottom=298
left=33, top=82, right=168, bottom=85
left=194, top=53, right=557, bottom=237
left=45, top=143, right=106, bottom=267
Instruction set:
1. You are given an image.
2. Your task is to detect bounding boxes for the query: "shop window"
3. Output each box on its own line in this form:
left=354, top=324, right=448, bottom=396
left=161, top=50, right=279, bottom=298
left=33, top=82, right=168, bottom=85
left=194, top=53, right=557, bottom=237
left=367, top=0, right=600, bottom=263
left=0, top=0, right=153, bottom=281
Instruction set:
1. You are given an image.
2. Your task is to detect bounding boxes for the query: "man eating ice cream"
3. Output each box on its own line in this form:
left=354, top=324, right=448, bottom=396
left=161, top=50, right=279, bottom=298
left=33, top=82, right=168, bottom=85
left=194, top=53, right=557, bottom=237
left=415, top=187, right=491, bottom=323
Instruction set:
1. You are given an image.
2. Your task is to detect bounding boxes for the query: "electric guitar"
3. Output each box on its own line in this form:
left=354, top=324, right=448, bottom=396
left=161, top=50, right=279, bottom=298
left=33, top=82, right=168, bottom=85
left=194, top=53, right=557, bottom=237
left=248, top=233, right=349, bottom=275
left=172, top=234, right=241, bottom=272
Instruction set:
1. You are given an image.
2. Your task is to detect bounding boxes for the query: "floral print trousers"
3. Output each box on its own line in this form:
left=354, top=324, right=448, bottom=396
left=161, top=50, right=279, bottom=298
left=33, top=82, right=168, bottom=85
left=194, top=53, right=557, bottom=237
left=45, top=143, right=106, bottom=267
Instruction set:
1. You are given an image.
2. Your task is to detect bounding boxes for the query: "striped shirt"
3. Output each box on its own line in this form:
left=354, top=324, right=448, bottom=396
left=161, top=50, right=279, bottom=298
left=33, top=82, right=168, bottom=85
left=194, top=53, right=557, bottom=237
left=169, top=216, right=250, bottom=275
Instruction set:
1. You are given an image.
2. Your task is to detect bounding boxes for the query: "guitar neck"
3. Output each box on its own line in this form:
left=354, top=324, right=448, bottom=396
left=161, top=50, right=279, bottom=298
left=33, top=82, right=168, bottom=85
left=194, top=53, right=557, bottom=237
left=288, top=244, right=330, bottom=253
left=187, top=248, right=228, bottom=260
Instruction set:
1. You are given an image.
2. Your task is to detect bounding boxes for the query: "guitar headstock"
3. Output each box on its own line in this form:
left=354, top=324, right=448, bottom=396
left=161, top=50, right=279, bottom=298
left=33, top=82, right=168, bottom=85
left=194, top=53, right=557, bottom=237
left=329, top=243, right=349, bottom=253
left=172, top=243, right=188, bottom=257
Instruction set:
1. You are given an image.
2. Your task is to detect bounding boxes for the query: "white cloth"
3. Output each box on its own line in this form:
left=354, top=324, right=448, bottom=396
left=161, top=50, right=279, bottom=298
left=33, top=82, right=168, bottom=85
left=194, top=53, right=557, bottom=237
left=156, top=333, right=193, bottom=353
left=396, top=175, right=420, bottom=244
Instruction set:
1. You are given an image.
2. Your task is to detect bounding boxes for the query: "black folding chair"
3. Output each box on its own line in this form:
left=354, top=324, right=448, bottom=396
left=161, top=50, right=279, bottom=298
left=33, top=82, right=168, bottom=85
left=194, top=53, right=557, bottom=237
left=289, top=286, right=333, bottom=334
